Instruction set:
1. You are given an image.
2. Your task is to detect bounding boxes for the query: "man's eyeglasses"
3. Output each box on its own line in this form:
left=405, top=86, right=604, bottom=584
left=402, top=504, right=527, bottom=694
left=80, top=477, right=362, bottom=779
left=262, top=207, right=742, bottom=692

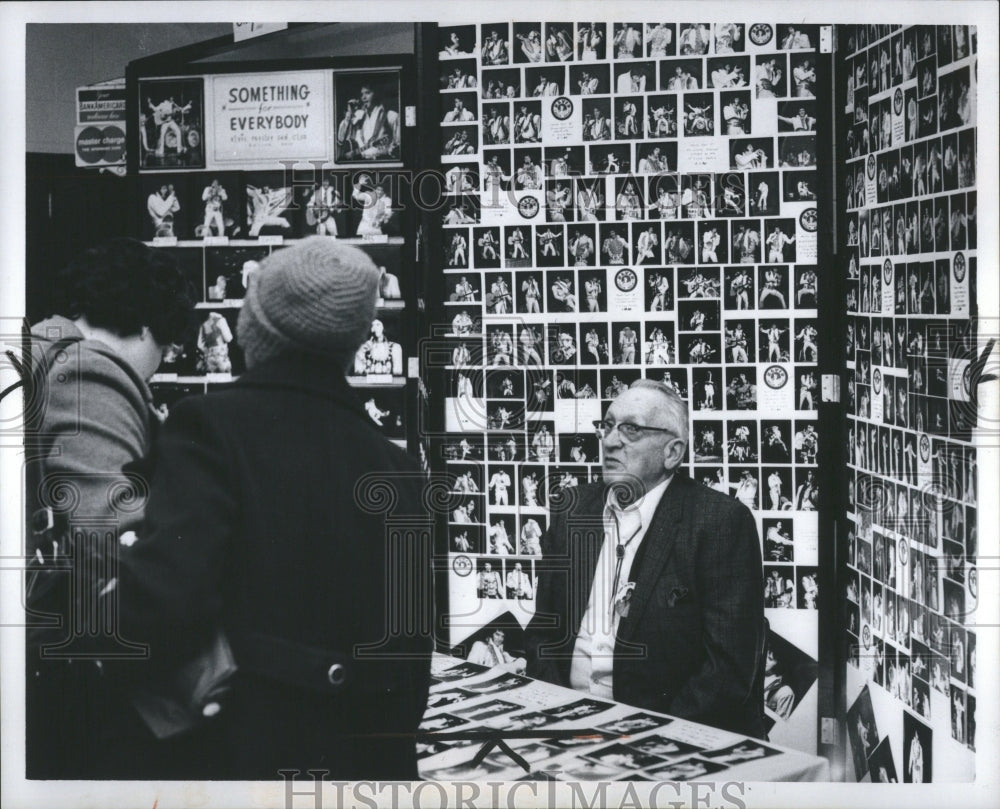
left=593, top=419, right=675, bottom=442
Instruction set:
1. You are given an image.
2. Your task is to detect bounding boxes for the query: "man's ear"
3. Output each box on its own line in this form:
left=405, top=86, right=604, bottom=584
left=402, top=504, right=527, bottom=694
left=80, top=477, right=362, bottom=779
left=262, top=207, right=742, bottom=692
left=664, top=437, right=687, bottom=471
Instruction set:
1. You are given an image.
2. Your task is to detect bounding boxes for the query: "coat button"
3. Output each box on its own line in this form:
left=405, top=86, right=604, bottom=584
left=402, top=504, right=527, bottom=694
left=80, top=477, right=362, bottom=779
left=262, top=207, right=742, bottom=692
left=327, top=663, right=346, bottom=686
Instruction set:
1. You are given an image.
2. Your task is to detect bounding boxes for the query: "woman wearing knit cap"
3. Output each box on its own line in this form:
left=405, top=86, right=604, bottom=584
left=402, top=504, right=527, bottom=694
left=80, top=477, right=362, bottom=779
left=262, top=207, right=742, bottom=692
left=114, top=237, right=433, bottom=779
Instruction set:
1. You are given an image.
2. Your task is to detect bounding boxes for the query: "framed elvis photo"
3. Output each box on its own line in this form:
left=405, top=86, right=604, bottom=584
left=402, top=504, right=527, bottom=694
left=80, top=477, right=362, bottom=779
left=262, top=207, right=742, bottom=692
left=138, top=77, right=206, bottom=170
left=333, top=68, right=403, bottom=165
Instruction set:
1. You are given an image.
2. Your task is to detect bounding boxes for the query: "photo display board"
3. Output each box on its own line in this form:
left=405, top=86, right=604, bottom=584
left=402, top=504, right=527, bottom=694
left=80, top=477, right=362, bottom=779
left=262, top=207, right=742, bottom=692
left=138, top=68, right=403, bottom=172
left=434, top=21, right=825, bottom=754
left=132, top=62, right=416, bottom=454
left=840, top=23, right=978, bottom=782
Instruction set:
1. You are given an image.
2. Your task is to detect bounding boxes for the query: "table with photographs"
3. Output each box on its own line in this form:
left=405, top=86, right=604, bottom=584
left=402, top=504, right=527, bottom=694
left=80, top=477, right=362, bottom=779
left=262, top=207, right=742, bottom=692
left=418, top=655, right=830, bottom=781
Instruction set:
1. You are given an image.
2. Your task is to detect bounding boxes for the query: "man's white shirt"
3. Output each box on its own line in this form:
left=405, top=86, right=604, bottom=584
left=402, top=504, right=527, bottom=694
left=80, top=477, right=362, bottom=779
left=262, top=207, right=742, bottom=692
left=570, top=476, right=672, bottom=698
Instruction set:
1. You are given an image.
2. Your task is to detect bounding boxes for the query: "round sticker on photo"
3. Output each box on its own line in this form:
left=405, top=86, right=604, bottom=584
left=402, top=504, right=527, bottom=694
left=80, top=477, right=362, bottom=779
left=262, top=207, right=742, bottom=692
left=764, top=365, right=788, bottom=389
left=518, top=196, right=540, bottom=219
left=615, top=268, right=638, bottom=292
left=749, top=23, right=773, bottom=46
left=551, top=96, right=574, bottom=120
left=953, top=251, right=966, bottom=282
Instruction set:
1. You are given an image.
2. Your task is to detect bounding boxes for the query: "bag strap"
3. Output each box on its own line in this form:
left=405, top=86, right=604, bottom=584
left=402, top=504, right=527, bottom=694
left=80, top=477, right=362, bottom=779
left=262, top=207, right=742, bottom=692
left=23, top=336, right=83, bottom=629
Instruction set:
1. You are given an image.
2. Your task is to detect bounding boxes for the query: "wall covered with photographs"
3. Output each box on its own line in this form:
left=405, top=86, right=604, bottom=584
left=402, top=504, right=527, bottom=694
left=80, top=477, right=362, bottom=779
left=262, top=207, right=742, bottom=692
left=435, top=21, right=826, bottom=754
left=134, top=63, right=420, bottom=455
left=839, top=24, right=978, bottom=782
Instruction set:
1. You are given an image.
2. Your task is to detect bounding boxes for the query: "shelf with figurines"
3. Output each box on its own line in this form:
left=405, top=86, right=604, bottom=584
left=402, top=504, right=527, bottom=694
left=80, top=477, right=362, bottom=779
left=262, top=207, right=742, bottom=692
left=152, top=311, right=409, bottom=390
left=151, top=240, right=405, bottom=315
left=140, top=171, right=404, bottom=244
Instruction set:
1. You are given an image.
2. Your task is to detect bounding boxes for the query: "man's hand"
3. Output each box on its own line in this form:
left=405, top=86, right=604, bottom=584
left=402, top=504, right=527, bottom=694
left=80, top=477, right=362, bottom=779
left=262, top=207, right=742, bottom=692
left=499, top=657, right=527, bottom=675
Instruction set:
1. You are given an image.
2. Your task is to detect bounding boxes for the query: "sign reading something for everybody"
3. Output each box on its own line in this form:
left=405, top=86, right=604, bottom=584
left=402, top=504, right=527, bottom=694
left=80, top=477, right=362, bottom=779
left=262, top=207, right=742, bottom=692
left=211, top=70, right=329, bottom=165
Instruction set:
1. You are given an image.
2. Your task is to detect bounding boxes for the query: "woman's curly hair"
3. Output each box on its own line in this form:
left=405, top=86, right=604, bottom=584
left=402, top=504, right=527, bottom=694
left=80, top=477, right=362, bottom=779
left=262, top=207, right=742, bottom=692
left=54, top=238, right=196, bottom=345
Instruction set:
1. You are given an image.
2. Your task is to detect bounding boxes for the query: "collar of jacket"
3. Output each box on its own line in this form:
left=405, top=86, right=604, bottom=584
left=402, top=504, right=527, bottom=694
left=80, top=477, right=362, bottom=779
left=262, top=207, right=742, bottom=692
left=561, top=474, right=689, bottom=637
left=30, top=315, right=155, bottom=408
left=572, top=472, right=687, bottom=641
left=232, top=351, right=368, bottom=421
left=617, top=473, right=689, bottom=637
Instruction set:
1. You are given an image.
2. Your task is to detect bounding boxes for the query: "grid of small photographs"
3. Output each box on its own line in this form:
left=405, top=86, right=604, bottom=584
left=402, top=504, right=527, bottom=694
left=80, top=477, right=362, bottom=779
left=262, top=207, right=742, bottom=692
left=841, top=24, right=977, bottom=769
left=437, top=22, right=822, bottom=623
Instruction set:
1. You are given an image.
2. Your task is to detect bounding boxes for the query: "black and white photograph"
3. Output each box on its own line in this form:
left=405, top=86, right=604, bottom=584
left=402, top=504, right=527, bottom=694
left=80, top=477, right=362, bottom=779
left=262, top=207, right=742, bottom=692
left=526, top=65, right=565, bottom=97
left=7, top=11, right=994, bottom=801
left=513, top=102, right=543, bottom=143
left=846, top=686, right=880, bottom=779
left=334, top=69, right=402, bottom=163
left=576, top=22, right=606, bottom=61
left=480, top=24, right=511, bottom=66
left=439, top=25, right=477, bottom=58
left=701, top=740, right=781, bottom=765
left=731, top=137, right=774, bottom=171
left=597, top=712, right=673, bottom=735
left=612, top=22, right=644, bottom=58
left=569, top=62, right=610, bottom=95
left=542, top=698, right=615, bottom=721
left=481, top=67, right=519, bottom=98
left=754, top=53, right=788, bottom=98
left=140, top=174, right=189, bottom=240
left=903, top=710, right=933, bottom=782
left=645, top=757, right=728, bottom=780
left=191, top=173, right=242, bottom=239
left=443, top=124, right=477, bottom=156
left=205, top=245, right=267, bottom=301
left=614, top=95, right=644, bottom=139
left=193, top=307, right=242, bottom=376
left=661, top=57, right=704, bottom=90
left=715, top=22, right=745, bottom=53
left=682, top=92, right=715, bottom=136
left=138, top=77, right=205, bottom=169
left=297, top=173, right=350, bottom=238
left=708, top=55, right=750, bottom=89
left=581, top=742, right=667, bottom=772
left=676, top=22, right=711, bottom=55
left=638, top=95, right=678, bottom=140
left=243, top=171, right=295, bottom=238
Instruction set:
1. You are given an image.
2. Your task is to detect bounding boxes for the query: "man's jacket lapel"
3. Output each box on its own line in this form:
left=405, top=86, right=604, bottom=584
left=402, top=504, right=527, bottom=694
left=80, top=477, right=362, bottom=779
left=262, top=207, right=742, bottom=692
left=617, top=475, right=688, bottom=641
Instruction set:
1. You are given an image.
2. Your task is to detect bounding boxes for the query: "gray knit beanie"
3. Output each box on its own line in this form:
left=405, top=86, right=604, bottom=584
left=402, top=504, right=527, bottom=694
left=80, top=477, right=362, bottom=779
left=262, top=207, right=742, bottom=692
left=238, top=236, right=380, bottom=369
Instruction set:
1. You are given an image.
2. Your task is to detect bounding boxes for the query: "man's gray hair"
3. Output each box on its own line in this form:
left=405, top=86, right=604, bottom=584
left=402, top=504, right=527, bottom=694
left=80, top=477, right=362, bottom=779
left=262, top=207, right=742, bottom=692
left=628, top=378, right=689, bottom=440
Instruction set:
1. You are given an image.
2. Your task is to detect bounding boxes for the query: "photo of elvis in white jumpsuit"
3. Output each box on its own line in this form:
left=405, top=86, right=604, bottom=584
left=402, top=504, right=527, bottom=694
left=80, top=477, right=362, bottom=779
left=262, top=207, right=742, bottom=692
left=246, top=185, right=292, bottom=237
left=200, top=179, right=228, bottom=237
left=197, top=312, right=233, bottom=374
